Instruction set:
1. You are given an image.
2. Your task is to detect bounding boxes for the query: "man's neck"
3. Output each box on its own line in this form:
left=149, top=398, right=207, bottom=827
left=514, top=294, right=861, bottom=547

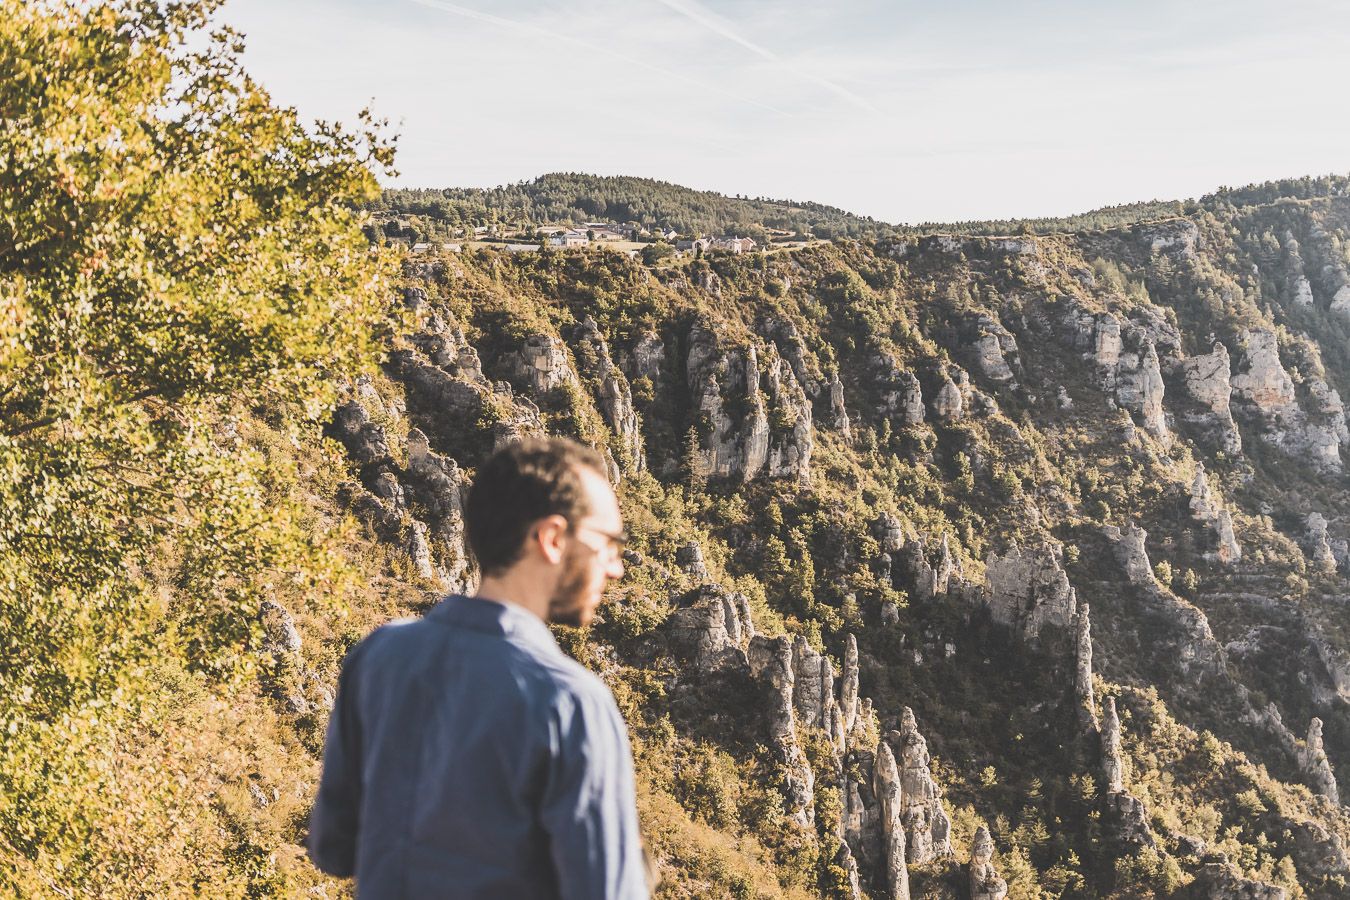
left=474, top=570, right=550, bottom=622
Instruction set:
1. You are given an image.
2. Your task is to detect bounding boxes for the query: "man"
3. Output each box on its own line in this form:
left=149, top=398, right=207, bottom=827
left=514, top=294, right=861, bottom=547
left=309, top=437, right=648, bottom=899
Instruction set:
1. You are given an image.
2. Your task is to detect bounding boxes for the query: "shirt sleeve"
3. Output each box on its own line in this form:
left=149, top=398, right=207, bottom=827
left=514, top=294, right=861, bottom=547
left=307, top=645, right=365, bottom=877
left=539, top=682, right=649, bottom=900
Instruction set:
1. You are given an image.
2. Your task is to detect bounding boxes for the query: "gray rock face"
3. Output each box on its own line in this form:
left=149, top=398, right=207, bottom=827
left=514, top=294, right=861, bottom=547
left=667, top=587, right=753, bottom=670
left=897, top=534, right=954, bottom=602
left=1139, top=219, right=1199, bottom=255
left=873, top=513, right=906, bottom=555
left=968, top=826, right=1008, bottom=900
left=932, top=372, right=965, bottom=421
left=829, top=374, right=853, bottom=440
left=1299, top=718, right=1340, bottom=804
left=874, top=354, right=926, bottom=428
left=969, top=314, right=1017, bottom=383
left=1331, top=284, right=1350, bottom=324
left=1075, top=603, right=1098, bottom=730
left=841, top=634, right=860, bottom=734
left=1115, top=335, right=1169, bottom=444
left=1305, top=513, right=1338, bottom=574
left=891, top=708, right=953, bottom=863
left=1231, top=329, right=1344, bottom=472
left=982, top=539, right=1078, bottom=639
left=574, top=318, right=645, bottom=474
left=791, top=635, right=836, bottom=730
left=405, top=428, right=471, bottom=592
left=834, top=842, right=863, bottom=900
left=409, top=320, right=488, bottom=385
left=1182, top=343, right=1242, bottom=454
left=1101, top=696, right=1126, bottom=794
left=747, top=635, right=814, bottom=828
left=260, top=599, right=302, bottom=657
left=1232, top=328, right=1296, bottom=410
left=406, top=520, right=437, bottom=581
left=1192, top=853, right=1287, bottom=899
left=1101, top=697, right=1157, bottom=848
left=1103, top=524, right=1156, bottom=588
left=1214, top=510, right=1241, bottom=565
left=872, top=741, right=911, bottom=900
left=331, top=399, right=391, bottom=465
left=675, top=540, right=709, bottom=581
left=1190, top=466, right=1219, bottom=523
left=513, top=333, right=576, bottom=394
left=764, top=352, right=814, bottom=482
left=761, top=316, right=825, bottom=398
left=625, top=332, right=664, bottom=382
left=687, top=325, right=770, bottom=482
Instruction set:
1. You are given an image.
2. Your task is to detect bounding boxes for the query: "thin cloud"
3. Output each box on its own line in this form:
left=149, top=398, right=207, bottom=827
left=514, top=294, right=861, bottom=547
left=408, top=0, right=792, bottom=116
left=653, top=0, right=882, bottom=114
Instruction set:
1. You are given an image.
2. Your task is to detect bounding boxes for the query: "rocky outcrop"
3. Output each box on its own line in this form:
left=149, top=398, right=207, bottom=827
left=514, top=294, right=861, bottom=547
left=791, top=636, right=836, bottom=730
left=1304, top=513, right=1338, bottom=574
left=1190, top=853, right=1286, bottom=899
left=931, top=370, right=965, bottom=421
left=1075, top=603, right=1098, bottom=730
left=1139, top=219, right=1199, bottom=255
left=1115, top=333, right=1169, bottom=444
left=1189, top=465, right=1219, bottom=523
left=513, top=333, right=576, bottom=394
left=764, top=351, right=814, bottom=482
left=1231, top=329, right=1344, bottom=473
left=624, top=332, right=664, bottom=382
left=1101, top=697, right=1157, bottom=848
left=330, top=398, right=392, bottom=466
left=969, top=313, right=1017, bottom=383
left=841, top=634, right=860, bottom=734
left=666, top=586, right=753, bottom=670
left=829, top=373, right=852, bottom=440
left=1103, top=524, right=1156, bottom=588
left=405, top=428, right=471, bottom=591
left=1181, top=343, right=1242, bottom=454
left=873, top=354, right=925, bottom=428
left=968, top=826, right=1008, bottom=900
left=1214, top=511, right=1241, bottom=565
left=1190, top=466, right=1240, bottom=563
left=896, top=534, right=956, bottom=603
left=748, top=635, right=814, bottom=828
left=675, top=540, right=710, bottom=581
left=982, top=539, right=1077, bottom=640
left=573, top=318, right=645, bottom=474
left=890, top=708, right=953, bottom=863
left=1232, top=330, right=1296, bottom=411
left=260, top=599, right=302, bottom=657
left=1299, top=718, right=1340, bottom=804
left=872, top=741, right=911, bottom=900
left=687, top=325, right=770, bottom=482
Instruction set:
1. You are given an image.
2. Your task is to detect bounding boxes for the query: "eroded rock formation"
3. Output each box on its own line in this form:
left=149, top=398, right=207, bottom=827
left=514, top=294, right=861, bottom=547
left=968, top=826, right=1008, bottom=900
left=983, top=539, right=1078, bottom=639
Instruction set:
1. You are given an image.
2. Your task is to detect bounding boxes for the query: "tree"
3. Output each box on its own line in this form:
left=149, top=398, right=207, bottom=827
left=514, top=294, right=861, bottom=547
left=0, top=0, right=395, bottom=889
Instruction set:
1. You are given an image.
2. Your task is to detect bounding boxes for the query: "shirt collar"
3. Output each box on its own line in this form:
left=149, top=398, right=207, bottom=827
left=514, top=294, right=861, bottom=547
left=430, top=594, right=560, bottom=653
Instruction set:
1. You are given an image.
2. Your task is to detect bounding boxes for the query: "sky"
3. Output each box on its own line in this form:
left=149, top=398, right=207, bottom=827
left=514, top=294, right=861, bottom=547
left=219, top=0, right=1350, bottom=224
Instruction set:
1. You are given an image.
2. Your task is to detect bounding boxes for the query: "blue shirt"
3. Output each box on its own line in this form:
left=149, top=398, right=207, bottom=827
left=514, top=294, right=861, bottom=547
left=308, top=594, right=648, bottom=899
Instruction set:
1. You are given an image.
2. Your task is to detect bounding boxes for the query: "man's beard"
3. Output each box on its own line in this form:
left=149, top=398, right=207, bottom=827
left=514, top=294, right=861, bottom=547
left=547, top=548, right=594, bottom=627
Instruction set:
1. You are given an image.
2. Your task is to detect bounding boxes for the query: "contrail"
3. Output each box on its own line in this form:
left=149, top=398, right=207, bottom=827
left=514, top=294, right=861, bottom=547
left=653, top=0, right=882, bottom=114
left=409, top=0, right=791, bottom=117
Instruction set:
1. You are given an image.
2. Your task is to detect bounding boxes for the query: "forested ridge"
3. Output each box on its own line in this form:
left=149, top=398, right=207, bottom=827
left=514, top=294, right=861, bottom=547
left=374, top=171, right=1350, bottom=241
left=3, top=3, right=1349, bottom=899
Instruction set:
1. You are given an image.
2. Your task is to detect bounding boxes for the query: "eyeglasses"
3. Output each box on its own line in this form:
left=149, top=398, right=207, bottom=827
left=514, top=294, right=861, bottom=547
left=569, top=522, right=629, bottom=558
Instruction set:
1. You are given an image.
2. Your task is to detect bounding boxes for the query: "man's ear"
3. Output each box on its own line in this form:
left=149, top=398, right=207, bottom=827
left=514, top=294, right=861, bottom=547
left=532, top=514, right=569, bottom=565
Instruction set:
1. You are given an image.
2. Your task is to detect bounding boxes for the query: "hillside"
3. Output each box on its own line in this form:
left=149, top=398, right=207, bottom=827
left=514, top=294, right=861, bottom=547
left=372, top=171, right=1350, bottom=244
left=316, top=195, right=1350, bottom=899
left=5, top=4, right=1350, bottom=898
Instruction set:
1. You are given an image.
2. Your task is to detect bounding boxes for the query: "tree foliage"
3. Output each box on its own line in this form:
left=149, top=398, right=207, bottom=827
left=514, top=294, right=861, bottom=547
left=0, top=0, right=395, bottom=890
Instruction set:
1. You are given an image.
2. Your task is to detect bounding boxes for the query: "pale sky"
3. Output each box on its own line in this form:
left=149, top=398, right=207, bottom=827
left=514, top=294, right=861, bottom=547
left=219, top=0, right=1350, bottom=224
